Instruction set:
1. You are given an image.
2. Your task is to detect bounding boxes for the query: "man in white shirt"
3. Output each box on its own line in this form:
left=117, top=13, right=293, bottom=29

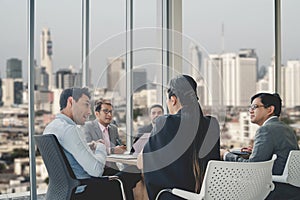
left=43, top=87, right=140, bottom=200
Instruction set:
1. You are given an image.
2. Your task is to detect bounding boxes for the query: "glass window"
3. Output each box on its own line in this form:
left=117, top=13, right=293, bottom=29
left=131, top=1, right=163, bottom=138
left=0, top=0, right=28, bottom=196
left=282, top=0, right=300, bottom=109
left=183, top=0, right=273, bottom=148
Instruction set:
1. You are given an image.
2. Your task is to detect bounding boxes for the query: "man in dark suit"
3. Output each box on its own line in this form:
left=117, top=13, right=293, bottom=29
left=221, top=93, right=300, bottom=199
left=131, top=104, right=164, bottom=154
left=137, top=104, right=164, bottom=135
left=83, top=100, right=126, bottom=175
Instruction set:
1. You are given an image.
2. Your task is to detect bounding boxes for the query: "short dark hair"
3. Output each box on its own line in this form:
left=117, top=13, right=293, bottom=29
left=59, top=87, right=90, bottom=111
left=94, top=99, right=113, bottom=112
left=250, top=92, right=282, bottom=117
left=149, top=104, right=164, bottom=113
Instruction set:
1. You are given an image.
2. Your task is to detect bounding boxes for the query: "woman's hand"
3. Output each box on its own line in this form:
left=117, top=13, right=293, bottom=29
left=137, top=152, right=143, bottom=169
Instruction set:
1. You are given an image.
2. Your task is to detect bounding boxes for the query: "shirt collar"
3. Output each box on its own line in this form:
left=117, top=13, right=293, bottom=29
left=57, top=113, right=76, bottom=125
left=263, top=116, right=278, bottom=126
left=98, top=121, right=108, bottom=132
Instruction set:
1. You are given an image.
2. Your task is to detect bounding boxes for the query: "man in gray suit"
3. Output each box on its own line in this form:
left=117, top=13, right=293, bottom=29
left=131, top=104, right=164, bottom=154
left=221, top=93, right=299, bottom=199
left=83, top=100, right=126, bottom=175
left=137, top=104, right=164, bottom=136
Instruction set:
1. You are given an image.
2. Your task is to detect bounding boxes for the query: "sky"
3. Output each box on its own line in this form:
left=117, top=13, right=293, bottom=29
left=0, top=0, right=299, bottom=84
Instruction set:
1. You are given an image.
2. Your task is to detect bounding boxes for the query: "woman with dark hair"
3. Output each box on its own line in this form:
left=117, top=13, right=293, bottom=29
left=139, top=75, right=220, bottom=200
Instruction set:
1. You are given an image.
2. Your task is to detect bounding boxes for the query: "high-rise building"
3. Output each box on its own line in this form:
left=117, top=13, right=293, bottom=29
left=236, top=49, right=257, bottom=106
left=2, top=78, right=14, bottom=106
left=189, top=43, right=202, bottom=81
left=284, top=60, right=300, bottom=108
left=204, top=54, right=223, bottom=107
left=133, top=69, right=147, bottom=92
left=35, top=66, right=49, bottom=91
left=40, top=28, right=53, bottom=89
left=204, top=49, right=257, bottom=107
left=13, top=79, right=23, bottom=105
left=107, top=57, right=125, bottom=97
left=1, top=78, right=23, bottom=106
left=55, top=68, right=82, bottom=89
left=6, top=58, right=22, bottom=79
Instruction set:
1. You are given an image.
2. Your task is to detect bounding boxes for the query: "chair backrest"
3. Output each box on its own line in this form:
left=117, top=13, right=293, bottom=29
left=283, top=150, right=300, bottom=187
left=35, top=134, right=80, bottom=200
left=200, top=155, right=276, bottom=200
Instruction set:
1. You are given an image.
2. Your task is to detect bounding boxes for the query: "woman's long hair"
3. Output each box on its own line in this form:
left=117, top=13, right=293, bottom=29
left=168, top=75, right=204, bottom=193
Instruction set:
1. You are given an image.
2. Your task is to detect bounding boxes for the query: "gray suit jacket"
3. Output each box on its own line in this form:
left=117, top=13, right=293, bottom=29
left=225, top=117, right=299, bottom=175
left=82, top=119, right=121, bottom=147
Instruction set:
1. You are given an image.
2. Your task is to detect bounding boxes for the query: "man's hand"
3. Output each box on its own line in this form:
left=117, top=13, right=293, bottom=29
left=220, top=149, right=229, bottom=160
left=113, top=145, right=127, bottom=154
left=241, top=146, right=253, bottom=154
left=97, top=139, right=105, bottom=145
left=88, top=141, right=97, bottom=152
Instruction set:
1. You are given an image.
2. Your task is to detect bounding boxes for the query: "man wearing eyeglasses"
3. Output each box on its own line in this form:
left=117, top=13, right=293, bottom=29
left=221, top=92, right=299, bottom=199
left=83, top=99, right=126, bottom=175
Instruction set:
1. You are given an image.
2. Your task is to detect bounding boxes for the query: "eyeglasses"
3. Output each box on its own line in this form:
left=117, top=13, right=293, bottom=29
left=248, top=104, right=265, bottom=111
left=101, top=109, right=113, bottom=114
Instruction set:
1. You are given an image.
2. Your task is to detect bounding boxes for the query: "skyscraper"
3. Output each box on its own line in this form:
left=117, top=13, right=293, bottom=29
left=235, top=49, right=257, bottom=106
left=133, top=69, right=147, bottom=92
left=40, top=28, right=53, bottom=89
left=107, top=57, right=125, bottom=97
left=6, top=58, right=22, bottom=79
left=1, top=78, right=23, bottom=106
left=4, top=58, right=23, bottom=105
left=35, top=66, right=49, bottom=91
left=55, top=68, right=81, bottom=89
left=189, top=43, right=202, bottom=81
left=204, top=49, right=257, bottom=107
left=204, top=54, right=223, bottom=107
left=284, top=60, right=300, bottom=108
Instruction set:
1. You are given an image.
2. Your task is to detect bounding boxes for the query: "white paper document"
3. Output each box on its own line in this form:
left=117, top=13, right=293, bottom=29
left=132, top=133, right=151, bottom=155
left=107, top=154, right=137, bottom=159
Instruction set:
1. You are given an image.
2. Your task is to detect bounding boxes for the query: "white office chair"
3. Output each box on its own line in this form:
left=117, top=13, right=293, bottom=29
left=272, top=150, right=300, bottom=187
left=156, top=155, right=276, bottom=200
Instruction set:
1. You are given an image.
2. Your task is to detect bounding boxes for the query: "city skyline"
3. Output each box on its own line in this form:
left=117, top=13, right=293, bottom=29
left=0, top=1, right=300, bottom=198
left=0, top=0, right=299, bottom=85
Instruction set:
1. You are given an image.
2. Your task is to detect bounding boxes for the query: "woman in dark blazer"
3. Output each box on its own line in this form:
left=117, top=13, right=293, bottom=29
left=141, top=75, right=220, bottom=200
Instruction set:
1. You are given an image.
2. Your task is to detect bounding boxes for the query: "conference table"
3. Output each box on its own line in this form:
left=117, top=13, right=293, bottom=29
left=107, top=154, right=148, bottom=200
left=107, top=154, right=138, bottom=166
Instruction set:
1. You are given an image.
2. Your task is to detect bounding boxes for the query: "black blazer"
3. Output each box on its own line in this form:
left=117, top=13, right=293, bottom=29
left=143, top=109, right=220, bottom=200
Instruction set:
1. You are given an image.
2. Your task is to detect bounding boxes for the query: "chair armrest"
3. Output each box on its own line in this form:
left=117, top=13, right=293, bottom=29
left=78, top=176, right=126, bottom=199
left=172, top=188, right=201, bottom=200
left=107, top=175, right=119, bottom=181
left=155, top=189, right=172, bottom=200
left=272, top=175, right=287, bottom=183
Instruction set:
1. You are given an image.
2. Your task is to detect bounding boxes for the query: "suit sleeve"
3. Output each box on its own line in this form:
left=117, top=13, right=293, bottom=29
left=225, top=126, right=274, bottom=162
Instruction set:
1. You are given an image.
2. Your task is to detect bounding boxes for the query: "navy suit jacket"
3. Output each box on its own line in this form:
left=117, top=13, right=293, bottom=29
left=143, top=109, right=220, bottom=200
